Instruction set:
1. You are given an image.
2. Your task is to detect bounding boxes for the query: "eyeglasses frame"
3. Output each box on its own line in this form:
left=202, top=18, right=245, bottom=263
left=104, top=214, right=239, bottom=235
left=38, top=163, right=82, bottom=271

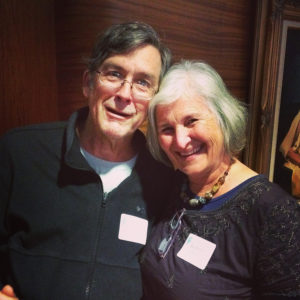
left=95, top=70, right=157, bottom=101
left=158, top=208, right=186, bottom=259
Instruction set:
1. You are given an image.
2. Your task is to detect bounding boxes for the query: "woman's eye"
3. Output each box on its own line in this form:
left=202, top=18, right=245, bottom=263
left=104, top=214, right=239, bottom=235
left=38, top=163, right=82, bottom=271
left=186, top=118, right=198, bottom=126
left=159, top=127, right=174, bottom=134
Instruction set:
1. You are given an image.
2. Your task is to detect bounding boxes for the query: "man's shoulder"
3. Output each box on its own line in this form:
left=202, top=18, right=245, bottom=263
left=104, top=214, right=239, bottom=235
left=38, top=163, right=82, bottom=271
left=6, top=121, right=67, bottom=134
left=1, top=121, right=68, bottom=151
left=138, top=146, right=171, bottom=172
left=2, top=121, right=67, bottom=139
left=133, top=130, right=175, bottom=179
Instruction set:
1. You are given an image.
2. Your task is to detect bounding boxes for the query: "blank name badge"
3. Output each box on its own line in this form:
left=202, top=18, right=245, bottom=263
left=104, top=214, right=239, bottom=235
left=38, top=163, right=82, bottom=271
left=118, top=213, right=148, bottom=245
left=177, top=233, right=216, bottom=270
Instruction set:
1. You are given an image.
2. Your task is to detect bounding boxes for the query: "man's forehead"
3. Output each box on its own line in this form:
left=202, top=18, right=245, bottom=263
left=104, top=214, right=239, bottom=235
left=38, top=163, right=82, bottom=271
left=100, top=46, right=162, bottom=79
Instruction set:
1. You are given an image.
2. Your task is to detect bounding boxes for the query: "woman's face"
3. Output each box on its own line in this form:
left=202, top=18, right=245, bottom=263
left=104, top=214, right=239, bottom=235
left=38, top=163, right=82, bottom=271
left=156, top=96, right=226, bottom=178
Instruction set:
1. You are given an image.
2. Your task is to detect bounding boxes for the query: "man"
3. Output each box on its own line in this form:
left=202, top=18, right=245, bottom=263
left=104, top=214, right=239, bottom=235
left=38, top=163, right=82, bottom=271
left=0, top=22, right=173, bottom=299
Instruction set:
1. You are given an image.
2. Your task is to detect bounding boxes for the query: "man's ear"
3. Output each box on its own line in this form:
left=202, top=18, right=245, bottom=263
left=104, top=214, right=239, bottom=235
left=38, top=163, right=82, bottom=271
left=82, top=70, right=92, bottom=98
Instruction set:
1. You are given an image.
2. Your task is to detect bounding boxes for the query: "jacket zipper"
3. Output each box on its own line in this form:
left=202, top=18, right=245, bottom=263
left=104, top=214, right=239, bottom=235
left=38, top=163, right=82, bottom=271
left=84, top=177, right=108, bottom=299
left=101, top=192, right=108, bottom=207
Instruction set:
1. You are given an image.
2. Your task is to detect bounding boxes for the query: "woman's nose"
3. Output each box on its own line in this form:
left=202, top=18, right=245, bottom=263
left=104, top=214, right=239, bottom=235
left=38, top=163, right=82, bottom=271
left=173, top=128, right=191, bottom=149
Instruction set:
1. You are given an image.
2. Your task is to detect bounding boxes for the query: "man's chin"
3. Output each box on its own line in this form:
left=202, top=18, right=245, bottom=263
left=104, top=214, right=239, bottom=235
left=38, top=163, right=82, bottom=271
left=103, top=125, right=136, bottom=140
left=100, top=118, right=145, bottom=139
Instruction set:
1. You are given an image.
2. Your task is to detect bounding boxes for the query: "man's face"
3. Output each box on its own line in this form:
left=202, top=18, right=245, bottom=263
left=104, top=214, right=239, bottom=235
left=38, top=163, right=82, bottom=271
left=83, top=45, right=162, bottom=141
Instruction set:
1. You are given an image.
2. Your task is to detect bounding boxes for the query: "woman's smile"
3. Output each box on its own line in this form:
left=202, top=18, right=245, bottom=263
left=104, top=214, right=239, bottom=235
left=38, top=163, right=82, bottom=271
left=176, top=145, right=203, bottom=158
left=156, top=96, right=225, bottom=177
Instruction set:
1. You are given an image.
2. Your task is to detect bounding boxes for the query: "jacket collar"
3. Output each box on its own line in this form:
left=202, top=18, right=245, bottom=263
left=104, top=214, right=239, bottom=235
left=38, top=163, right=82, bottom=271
left=63, top=106, right=148, bottom=171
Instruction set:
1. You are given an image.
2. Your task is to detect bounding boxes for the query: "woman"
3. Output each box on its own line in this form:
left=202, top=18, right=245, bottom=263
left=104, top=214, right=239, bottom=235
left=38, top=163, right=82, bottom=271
left=140, top=60, right=300, bottom=299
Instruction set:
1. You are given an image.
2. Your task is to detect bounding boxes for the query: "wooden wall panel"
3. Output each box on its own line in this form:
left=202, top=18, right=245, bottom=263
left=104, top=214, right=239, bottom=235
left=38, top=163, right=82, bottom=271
left=0, top=0, right=58, bottom=135
left=1, top=0, right=255, bottom=137
left=55, top=0, right=255, bottom=120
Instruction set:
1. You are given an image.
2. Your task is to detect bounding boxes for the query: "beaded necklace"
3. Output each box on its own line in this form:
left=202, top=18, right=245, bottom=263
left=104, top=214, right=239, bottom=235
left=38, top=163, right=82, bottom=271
left=180, top=163, right=232, bottom=208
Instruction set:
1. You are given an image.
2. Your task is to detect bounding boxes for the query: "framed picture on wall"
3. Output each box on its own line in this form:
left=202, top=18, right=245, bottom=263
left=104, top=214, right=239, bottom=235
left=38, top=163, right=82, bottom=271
left=246, top=0, right=300, bottom=200
left=272, top=21, right=300, bottom=198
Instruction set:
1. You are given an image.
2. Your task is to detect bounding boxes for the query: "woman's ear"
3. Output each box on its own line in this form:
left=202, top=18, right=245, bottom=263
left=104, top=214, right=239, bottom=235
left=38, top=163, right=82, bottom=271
left=82, top=70, right=92, bottom=98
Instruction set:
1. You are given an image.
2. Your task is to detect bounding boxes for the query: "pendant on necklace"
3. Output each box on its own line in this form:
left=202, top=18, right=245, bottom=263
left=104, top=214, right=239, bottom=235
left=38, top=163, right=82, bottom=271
left=180, top=161, right=232, bottom=208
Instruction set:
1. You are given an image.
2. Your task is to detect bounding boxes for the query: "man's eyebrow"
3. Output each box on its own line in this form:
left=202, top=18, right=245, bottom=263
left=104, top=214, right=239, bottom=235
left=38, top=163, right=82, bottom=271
left=100, top=62, right=123, bottom=71
left=101, top=62, right=157, bottom=82
left=135, top=72, right=156, bottom=83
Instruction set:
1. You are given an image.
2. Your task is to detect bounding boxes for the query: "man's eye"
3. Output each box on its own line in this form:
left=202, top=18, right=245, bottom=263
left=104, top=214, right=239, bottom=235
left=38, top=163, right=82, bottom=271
left=136, top=79, right=151, bottom=88
left=106, top=70, right=122, bottom=79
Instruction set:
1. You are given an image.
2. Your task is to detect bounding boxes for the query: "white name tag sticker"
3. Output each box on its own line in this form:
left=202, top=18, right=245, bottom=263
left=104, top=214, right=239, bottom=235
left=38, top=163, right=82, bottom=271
left=177, top=233, right=216, bottom=270
left=118, top=214, right=148, bottom=245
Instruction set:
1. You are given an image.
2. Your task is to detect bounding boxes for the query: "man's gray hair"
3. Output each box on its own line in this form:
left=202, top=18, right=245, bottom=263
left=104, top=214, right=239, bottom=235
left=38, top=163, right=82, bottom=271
left=86, top=21, right=172, bottom=82
left=147, top=60, right=248, bottom=166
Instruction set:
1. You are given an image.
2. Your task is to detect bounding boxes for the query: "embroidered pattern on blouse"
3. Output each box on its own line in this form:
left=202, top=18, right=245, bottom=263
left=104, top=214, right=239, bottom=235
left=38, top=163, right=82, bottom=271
left=176, top=177, right=300, bottom=296
left=179, top=179, right=267, bottom=241
left=256, top=195, right=300, bottom=295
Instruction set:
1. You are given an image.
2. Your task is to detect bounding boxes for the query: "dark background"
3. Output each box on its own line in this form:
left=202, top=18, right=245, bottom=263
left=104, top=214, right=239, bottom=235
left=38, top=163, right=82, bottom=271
left=274, top=28, right=300, bottom=193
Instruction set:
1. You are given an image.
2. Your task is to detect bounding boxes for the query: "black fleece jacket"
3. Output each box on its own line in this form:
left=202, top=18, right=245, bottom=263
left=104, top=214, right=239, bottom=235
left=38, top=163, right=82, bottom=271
left=0, top=107, right=175, bottom=300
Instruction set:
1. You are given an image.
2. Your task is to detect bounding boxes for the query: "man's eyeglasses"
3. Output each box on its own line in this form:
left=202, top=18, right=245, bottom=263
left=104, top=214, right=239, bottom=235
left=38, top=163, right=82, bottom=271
left=96, top=70, right=157, bottom=101
left=158, top=209, right=186, bottom=258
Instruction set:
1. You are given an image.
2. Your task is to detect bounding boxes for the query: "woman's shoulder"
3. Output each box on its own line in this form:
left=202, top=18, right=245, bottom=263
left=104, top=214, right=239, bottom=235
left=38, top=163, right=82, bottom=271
left=226, top=159, right=297, bottom=206
left=226, top=159, right=258, bottom=189
left=230, top=172, right=299, bottom=226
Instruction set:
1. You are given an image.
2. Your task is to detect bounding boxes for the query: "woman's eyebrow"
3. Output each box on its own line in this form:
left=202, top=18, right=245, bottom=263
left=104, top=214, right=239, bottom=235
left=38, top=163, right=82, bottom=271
left=157, top=119, right=172, bottom=129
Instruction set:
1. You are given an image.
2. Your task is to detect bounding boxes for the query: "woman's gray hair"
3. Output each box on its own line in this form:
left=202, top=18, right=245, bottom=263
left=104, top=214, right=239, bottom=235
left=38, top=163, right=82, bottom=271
left=86, top=21, right=172, bottom=82
left=147, top=60, right=248, bottom=166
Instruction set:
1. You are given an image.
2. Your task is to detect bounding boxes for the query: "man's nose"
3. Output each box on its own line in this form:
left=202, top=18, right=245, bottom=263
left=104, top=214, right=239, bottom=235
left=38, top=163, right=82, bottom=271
left=115, top=80, right=133, bottom=102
